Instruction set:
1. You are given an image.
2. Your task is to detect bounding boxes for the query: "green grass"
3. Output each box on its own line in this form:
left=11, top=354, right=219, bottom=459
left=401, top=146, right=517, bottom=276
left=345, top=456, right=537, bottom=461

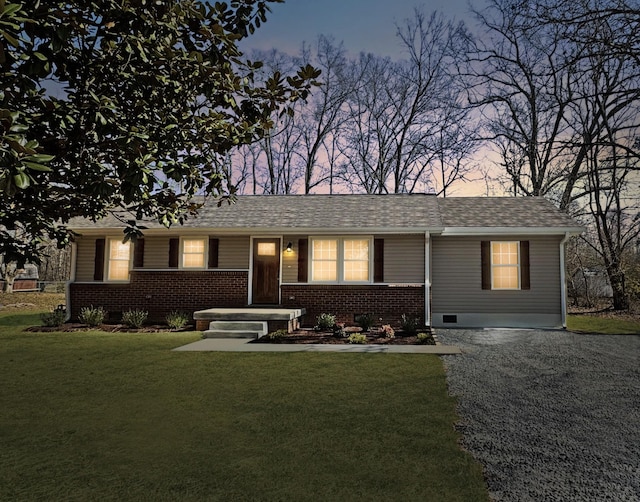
left=567, top=314, right=640, bottom=335
left=0, top=311, right=488, bottom=502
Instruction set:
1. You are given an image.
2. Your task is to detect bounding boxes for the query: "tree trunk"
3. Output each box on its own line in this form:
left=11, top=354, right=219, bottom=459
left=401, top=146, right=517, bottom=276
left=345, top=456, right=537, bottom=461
left=2, top=262, right=19, bottom=294
left=608, top=266, right=629, bottom=311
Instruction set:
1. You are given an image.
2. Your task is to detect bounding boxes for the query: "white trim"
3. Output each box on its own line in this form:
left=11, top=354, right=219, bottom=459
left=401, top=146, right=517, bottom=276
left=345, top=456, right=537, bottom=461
left=442, top=226, right=584, bottom=236
left=424, top=232, right=431, bottom=327
left=560, top=232, right=571, bottom=328
left=65, top=242, right=78, bottom=322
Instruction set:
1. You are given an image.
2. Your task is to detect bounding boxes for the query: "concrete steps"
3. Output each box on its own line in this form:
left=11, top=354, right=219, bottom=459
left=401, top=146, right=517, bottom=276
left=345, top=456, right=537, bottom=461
left=203, top=320, right=268, bottom=339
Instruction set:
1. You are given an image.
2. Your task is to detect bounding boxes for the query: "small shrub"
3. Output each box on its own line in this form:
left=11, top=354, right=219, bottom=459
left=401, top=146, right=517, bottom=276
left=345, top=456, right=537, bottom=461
left=78, top=305, right=106, bottom=326
left=333, top=323, right=347, bottom=338
left=266, top=329, right=288, bottom=340
left=122, top=309, right=148, bottom=328
left=41, top=308, right=66, bottom=327
left=417, top=332, right=435, bottom=345
left=381, top=324, right=395, bottom=339
left=348, top=333, right=367, bottom=344
left=355, top=313, right=374, bottom=332
left=400, top=314, right=420, bottom=334
left=166, top=311, right=189, bottom=330
left=315, top=313, right=336, bottom=331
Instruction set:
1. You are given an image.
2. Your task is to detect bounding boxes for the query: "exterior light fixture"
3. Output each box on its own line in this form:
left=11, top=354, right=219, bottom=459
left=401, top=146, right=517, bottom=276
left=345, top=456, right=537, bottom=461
left=286, top=242, right=293, bottom=253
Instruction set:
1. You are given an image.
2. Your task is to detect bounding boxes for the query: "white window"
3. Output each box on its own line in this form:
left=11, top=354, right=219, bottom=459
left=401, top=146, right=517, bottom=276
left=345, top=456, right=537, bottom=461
left=311, top=239, right=338, bottom=281
left=491, top=241, right=520, bottom=289
left=107, top=239, right=131, bottom=281
left=182, top=238, right=206, bottom=268
left=311, top=237, right=371, bottom=283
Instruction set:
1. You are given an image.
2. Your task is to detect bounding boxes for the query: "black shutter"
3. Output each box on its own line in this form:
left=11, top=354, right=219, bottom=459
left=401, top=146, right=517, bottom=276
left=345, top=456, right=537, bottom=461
left=520, top=241, right=530, bottom=290
left=133, top=238, right=145, bottom=268
left=481, top=241, right=491, bottom=290
left=297, top=239, right=308, bottom=282
left=94, top=238, right=105, bottom=281
left=208, top=238, right=219, bottom=268
left=169, top=238, right=179, bottom=268
left=374, top=238, right=384, bottom=283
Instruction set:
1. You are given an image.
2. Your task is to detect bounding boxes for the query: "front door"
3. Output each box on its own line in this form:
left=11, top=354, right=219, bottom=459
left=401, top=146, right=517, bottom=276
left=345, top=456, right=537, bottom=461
left=252, top=238, right=281, bottom=304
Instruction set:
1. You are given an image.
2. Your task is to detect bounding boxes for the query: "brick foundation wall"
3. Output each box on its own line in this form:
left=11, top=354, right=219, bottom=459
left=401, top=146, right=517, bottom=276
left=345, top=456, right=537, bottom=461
left=281, top=284, right=425, bottom=328
left=69, top=270, right=248, bottom=322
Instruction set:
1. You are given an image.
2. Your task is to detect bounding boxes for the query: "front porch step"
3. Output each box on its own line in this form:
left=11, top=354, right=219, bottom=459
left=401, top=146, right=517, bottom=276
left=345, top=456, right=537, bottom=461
left=203, top=321, right=268, bottom=339
left=194, top=308, right=306, bottom=334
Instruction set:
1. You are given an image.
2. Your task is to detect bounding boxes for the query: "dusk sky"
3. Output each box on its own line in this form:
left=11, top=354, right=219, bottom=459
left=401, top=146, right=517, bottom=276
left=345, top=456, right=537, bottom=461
left=245, top=0, right=477, bottom=59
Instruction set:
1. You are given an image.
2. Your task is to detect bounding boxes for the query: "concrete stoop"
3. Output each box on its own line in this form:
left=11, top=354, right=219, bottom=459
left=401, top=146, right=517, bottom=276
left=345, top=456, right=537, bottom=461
left=194, top=308, right=306, bottom=338
left=203, top=321, right=268, bottom=339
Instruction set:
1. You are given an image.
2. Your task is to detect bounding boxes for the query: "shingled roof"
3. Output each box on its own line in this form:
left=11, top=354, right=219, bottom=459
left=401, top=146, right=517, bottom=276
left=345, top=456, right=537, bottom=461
left=437, top=197, right=581, bottom=229
left=68, top=194, right=582, bottom=233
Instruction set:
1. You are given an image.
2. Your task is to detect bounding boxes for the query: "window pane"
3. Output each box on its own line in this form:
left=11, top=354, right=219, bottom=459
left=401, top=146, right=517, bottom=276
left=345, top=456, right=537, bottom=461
left=110, top=240, right=130, bottom=260
left=182, top=239, right=206, bottom=268
left=312, top=261, right=337, bottom=281
left=107, top=240, right=131, bottom=280
left=493, top=266, right=519, bottom=289
left=184, top=239, right=205, bottom=254
left=492, top=241, right=518, bottom=265
left=344, top=261, right=369, bottom=281
left=108, top=260, right=130, bottom=281
left=313, top=240, right=337, bottom=260
left=344, top=239, right=369, bottom=260
left=183, top=253, right=205, bottom=268
left=257, top=242, right=276, bottom=256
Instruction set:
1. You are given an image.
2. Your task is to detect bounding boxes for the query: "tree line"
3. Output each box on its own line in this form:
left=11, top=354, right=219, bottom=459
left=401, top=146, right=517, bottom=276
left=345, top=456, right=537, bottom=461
left=222, top=0, right=640, bottom=310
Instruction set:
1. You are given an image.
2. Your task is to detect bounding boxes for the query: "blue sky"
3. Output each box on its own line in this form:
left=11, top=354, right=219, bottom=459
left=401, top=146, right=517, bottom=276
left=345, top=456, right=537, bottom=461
left=245, top=0, right=476, bottom=58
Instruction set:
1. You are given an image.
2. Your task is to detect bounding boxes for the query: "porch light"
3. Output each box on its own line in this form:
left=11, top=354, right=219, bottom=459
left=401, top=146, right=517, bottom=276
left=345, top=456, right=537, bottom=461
left=285, top=242, right=293, bottom=253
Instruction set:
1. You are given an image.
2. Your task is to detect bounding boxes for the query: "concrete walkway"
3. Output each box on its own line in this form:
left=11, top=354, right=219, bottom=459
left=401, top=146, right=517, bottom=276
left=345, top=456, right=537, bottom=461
left=173, top=338, right=461, bottom=354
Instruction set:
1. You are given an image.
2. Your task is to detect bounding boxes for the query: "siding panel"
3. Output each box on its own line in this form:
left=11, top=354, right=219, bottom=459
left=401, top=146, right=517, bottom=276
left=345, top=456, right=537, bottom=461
left=432, top=235, right=562, bottom=314
left=76, top=237, right=98, bottom=282
left=382, top=235, right=425, bottom=283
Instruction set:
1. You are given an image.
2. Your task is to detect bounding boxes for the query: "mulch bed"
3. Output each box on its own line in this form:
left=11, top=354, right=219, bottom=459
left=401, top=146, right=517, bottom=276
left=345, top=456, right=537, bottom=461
left=251, top=328, right=436, bottom=345
left=25, top=323, right=192, bottom=333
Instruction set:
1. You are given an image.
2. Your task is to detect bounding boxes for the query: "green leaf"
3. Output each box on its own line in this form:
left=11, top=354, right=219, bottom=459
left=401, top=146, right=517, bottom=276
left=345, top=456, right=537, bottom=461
left=24, top=154, right=55, bottom=163
left=13, top=172, right=30, bottom=189
left=1, top=29, right=19, bottom=48
left=22, top=161, right=52, bottom=173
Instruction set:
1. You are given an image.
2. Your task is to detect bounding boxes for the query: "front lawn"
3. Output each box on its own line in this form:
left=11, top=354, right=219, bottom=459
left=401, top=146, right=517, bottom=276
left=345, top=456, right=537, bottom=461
left=567, top=314, right=640, bottom=335
left=1, top=312, right=488, bottom=502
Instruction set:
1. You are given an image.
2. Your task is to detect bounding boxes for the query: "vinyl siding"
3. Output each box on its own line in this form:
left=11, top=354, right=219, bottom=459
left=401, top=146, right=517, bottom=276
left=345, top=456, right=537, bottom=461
left=218, top=236, right=250, bottom=269
left=431, top=235, right=562, bottom=314
left=381, top=235, right=425, bottom=283
left=282, top=236, right=304, bottom=283
left=75, top=237, right=98, bottom=282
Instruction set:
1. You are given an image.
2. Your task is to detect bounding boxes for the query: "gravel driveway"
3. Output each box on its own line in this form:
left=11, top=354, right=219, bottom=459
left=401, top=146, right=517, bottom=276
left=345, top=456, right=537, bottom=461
left=438, top=328, right=640, bottom=502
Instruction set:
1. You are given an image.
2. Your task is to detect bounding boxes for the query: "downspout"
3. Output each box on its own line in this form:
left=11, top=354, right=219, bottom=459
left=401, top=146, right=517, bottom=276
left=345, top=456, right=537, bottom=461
left=65, top=242, right=78, bottom=322
left=425, top=231, right=431, bottom=328
left=559, top=232, right=571, bottom=329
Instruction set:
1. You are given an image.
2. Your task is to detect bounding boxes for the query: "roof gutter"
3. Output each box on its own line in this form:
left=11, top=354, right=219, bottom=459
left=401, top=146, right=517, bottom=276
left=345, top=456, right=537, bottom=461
left=441, top=226, right=586, bottom=236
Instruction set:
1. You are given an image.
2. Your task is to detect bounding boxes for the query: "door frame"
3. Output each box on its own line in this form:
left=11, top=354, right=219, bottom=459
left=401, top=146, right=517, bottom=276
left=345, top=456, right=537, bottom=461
left=248, top=236, right=283, bottom=305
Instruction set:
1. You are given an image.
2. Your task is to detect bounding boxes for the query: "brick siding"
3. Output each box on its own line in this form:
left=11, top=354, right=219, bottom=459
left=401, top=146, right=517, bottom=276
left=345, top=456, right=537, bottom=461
left=69, top=270, right=248, bottom=322
left=281, top=284, right=425, bottom=327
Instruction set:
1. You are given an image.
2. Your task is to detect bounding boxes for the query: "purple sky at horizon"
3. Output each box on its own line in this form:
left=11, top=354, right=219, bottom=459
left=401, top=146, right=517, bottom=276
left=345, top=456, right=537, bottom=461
left=244, top=0, right=478, bottom=59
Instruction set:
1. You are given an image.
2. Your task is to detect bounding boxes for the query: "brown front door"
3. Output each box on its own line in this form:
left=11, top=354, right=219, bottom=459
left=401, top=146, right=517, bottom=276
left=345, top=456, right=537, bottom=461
left=252, top=238, right=280, bottom=304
